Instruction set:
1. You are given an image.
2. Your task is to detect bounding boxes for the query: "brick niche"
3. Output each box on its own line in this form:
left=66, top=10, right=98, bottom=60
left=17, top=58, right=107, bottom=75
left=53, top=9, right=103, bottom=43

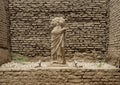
left=9, top=0, right=109, bottom=57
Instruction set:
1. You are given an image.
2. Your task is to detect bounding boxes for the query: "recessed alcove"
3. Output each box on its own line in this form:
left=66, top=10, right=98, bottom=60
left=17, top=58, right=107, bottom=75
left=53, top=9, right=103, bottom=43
left=0, top=0, right=120, bottom=85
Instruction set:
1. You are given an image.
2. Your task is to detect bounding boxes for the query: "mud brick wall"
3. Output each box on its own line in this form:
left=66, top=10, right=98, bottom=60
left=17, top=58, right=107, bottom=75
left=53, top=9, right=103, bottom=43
left=0, top=69, right=120, bottom=85
left=9, top=0, right=109, bottom=57
left=0, top=0, right=11, bottom=65
left=108, top=0, right=120, bottom=68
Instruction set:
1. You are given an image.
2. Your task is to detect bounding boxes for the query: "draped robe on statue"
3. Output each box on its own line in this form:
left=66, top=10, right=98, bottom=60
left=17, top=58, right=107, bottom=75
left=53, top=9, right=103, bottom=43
left=51, top=26, right=65, bottom=63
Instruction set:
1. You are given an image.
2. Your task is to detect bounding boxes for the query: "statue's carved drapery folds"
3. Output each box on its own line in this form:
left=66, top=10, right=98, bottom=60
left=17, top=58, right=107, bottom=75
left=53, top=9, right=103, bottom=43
left=51, top=17, right=68, bottom=64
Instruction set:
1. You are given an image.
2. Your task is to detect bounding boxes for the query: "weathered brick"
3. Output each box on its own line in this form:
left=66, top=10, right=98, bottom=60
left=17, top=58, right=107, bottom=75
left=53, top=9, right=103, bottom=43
left=0, top=69, right=119, bottom=85
left=108, top=0, right=120, bottom=68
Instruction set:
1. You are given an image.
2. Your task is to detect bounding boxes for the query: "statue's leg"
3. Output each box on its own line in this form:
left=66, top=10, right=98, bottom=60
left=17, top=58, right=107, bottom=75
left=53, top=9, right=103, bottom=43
left=61, top=47, right=66, bottom=64
left=57, top=55, right=61, bottom=64
left=52, top=53, right=58, bottom=64
left=53, top=53, right=57, bottom=60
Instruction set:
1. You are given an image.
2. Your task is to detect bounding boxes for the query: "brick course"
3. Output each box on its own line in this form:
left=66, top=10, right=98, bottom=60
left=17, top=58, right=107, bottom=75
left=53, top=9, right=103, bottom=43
left=9, top=0, right=109, bottom=57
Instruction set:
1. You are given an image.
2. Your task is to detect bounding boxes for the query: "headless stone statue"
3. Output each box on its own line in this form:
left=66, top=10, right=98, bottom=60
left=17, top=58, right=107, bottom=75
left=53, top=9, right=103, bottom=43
left=51, top=17, right=68, bottom=64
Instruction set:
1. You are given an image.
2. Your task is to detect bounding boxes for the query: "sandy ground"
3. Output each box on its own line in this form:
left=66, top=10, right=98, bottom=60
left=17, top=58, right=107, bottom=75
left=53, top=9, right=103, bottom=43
left=0, top=60, right=118, bottom=71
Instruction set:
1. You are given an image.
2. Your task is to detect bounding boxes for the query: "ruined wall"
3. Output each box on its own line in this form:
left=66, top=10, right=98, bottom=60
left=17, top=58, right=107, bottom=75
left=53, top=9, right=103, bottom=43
left=108, top=0, right=120, bottom=67
left=0, top=69, right=119, bottom=85
left=0, top=0, right=11, bottom=65
left=9, top=0, right=109, bottom=57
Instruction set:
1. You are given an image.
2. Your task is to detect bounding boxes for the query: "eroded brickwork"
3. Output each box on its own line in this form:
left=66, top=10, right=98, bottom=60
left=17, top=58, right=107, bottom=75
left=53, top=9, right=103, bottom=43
left=108, top=0, right=120, bottom=67
left=0, top=0, right=10, bottom=65
left=0, top=0, right=9, bottom=49
left=0, top=69, right=119, bottom=85
left=9, top=0, right=109, bottom=57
